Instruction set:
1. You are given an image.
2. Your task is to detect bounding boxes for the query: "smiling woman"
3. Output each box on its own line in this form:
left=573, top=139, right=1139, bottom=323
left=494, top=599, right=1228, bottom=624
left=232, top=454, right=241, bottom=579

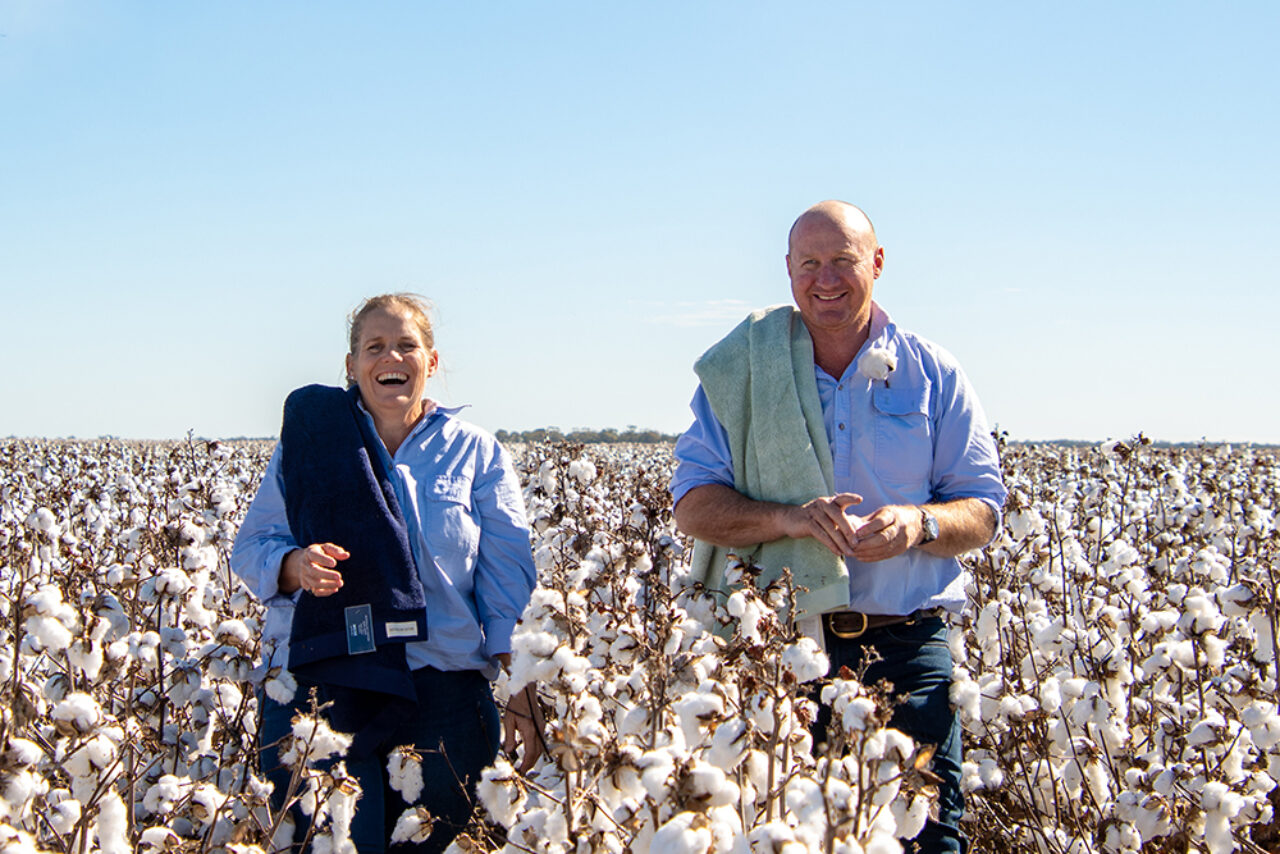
left=230, top=293, right=543, bottom=852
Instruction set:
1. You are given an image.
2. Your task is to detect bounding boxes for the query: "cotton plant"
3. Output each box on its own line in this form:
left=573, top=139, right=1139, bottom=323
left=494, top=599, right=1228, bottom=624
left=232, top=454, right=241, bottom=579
left=3, top=435, right=1280, bottom=851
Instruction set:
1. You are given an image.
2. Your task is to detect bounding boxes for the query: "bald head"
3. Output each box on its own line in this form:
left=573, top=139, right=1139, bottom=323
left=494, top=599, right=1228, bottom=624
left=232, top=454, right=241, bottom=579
left=788, top=200, right=878, bottom=254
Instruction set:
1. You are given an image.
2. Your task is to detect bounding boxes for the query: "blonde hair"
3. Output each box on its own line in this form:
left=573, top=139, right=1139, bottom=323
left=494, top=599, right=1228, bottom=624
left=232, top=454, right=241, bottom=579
left=347, top=293, right=435, bottom=354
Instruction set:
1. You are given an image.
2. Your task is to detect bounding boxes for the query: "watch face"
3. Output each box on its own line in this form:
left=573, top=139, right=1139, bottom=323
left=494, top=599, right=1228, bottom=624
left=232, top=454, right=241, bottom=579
left=923, top=512, right=939, bottom=542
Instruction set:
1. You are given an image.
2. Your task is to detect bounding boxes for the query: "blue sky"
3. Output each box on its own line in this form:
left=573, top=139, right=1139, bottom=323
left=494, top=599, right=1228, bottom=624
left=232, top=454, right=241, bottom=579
left=2, top=2, right=1277, bottom=442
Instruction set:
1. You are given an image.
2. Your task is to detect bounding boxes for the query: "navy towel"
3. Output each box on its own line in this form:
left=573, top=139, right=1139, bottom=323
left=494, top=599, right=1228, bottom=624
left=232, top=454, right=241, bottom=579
left=281, top=384, right=428, bottom=706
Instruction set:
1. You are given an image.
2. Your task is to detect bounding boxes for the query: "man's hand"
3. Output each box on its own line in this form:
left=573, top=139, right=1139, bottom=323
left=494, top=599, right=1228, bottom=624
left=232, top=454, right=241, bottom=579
left=779, top=493, right=865, bottom=557
left=497, top=653, right=546, bottom=774
left=848, top=504, right=921, bottom=562
left=280, top=543, right=349, bottom=596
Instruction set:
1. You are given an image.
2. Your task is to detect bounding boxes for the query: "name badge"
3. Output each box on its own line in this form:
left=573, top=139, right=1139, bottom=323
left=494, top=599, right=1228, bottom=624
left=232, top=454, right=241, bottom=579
left=345, top=604, right=376, bottom=655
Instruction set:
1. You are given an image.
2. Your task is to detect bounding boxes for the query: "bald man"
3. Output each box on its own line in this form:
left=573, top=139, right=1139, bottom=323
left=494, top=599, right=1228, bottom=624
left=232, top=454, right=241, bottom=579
left=671, top=201, right=1006, bottom=852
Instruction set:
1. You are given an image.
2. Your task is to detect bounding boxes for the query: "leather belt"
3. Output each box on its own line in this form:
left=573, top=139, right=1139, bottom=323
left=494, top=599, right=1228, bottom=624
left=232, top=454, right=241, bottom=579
left=825, top=607, right=946, bottom=640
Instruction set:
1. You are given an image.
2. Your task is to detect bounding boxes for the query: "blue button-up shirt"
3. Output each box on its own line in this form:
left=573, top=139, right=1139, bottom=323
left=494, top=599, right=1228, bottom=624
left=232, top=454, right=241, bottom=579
left=231, top=402, right=537, bottom=679
left=671, top=304, right=1006, bottom=615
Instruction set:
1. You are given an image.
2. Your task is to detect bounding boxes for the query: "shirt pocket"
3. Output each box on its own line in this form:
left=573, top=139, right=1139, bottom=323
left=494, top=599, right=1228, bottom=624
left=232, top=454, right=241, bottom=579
left=872, top=383, right=934, bottom=490
left=421, top=475, right=481, bottom=570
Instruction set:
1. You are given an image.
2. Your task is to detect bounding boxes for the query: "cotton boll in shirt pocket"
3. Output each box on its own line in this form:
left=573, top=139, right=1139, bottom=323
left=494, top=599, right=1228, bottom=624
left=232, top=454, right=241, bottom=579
left=872, top=383, right=934, bottom=492
left=420, top=475, right=481, bottom=567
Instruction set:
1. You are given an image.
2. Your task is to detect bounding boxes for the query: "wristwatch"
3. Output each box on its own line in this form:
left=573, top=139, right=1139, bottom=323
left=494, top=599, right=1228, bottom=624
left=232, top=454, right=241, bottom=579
left=918, top=507, right=939, bottom=546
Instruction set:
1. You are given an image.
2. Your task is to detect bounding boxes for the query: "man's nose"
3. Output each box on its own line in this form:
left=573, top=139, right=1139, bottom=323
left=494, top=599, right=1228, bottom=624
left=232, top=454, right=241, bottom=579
left=818, top=264, right=840, bottom=284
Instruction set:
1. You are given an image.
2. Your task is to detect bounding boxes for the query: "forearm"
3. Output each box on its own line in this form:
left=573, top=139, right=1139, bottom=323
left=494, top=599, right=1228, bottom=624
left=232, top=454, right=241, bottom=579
left=918, top=497, right=997, bottom=557
left=673, top=483, right=797, bottom=547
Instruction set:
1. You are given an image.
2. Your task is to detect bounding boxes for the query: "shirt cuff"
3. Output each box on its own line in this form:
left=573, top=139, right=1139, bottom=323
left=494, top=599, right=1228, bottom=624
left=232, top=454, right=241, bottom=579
left=483, top=617, right=520, bottom=659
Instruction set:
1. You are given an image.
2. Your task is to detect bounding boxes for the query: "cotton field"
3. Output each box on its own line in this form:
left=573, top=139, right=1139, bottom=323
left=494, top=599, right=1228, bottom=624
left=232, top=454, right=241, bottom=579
left=0, top=435, right=1276, bottom=853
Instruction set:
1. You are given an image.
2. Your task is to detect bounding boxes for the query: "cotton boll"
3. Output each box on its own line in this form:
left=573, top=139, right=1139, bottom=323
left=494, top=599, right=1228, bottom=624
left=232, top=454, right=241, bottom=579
left=264, top=668, right=298, bottom=705
left=857, top=347, right=896, bottom=381
left=48, top=797, right=81, bottom=835
left=780, top=637, right=828, bottom=684
left=706, top=718, right=749, bottom=772
left=96, top=790, right=131, bottom=854
left=51, top=692, right=102, bottom=736
left=390, top=806, right=435, bottom=844
left=476, top=758, right=526, bottom=829
left=387, top=746, right=425, bottom=805
left=673, top=688, right=725, bottom=748
left=138, top=826, right=182, bottom=852
left=143, top=774, right=188, bottom=816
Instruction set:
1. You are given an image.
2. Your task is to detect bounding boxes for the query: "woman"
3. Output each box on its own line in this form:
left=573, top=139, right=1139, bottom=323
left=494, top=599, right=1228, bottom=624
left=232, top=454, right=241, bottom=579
left=232, top=293, right=540, bottom=852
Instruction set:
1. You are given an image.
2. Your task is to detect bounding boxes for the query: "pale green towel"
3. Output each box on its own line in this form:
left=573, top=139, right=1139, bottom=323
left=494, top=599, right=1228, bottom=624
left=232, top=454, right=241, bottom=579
left=687, top=305, right=851, bottom=621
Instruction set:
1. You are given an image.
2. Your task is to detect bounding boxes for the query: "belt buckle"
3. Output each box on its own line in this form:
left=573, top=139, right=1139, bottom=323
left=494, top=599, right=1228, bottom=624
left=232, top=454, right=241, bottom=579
left=828, top=611, right=868, bottom=640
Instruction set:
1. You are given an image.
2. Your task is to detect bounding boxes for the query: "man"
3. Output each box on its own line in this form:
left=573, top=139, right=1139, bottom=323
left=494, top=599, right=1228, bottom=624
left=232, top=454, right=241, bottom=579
left=671, top=200, right=1006, bottom=853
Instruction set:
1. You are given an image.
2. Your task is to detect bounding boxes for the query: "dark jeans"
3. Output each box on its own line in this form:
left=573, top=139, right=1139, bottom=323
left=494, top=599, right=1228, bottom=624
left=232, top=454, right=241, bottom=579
left=816, top=615, right=966, bottom=854
left=259, top=668, right=501, bottom=853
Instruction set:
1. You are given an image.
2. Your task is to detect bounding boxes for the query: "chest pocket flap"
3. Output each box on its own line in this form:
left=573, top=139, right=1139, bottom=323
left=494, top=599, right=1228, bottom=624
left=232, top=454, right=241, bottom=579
left=872, top=383, right=929, bottom=417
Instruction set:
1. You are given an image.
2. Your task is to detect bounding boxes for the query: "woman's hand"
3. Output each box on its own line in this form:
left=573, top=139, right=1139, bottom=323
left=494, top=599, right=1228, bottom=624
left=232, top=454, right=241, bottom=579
left=280, top=543, right=349, bottom=596
left=497, top=654, right=546, bottom=773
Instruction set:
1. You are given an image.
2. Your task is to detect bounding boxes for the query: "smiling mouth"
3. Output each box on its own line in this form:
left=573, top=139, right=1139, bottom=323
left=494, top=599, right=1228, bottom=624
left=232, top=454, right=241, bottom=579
left=814, top=293, right=846, bottom=302
left=376, top=372, right=409, bottom=386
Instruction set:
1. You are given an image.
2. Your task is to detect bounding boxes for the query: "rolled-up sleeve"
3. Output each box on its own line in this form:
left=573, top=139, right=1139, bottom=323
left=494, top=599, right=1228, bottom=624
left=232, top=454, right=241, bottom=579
left=472, top=440, right=538, bottom=658
left=670, top=386, right=736, bottom=507
left=929, top=361, right=1008, bottom=531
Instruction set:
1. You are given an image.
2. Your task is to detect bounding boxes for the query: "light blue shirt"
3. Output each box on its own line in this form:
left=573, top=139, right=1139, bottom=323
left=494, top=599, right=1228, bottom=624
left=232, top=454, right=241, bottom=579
left=671, top=304, right=1007, bottom=615
left=231, top=402, right=537, bottom=679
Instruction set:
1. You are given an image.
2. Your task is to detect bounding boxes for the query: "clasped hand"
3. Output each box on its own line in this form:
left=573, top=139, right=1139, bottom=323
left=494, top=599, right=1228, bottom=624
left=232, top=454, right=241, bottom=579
left=783, top=494, right=921, bottom=562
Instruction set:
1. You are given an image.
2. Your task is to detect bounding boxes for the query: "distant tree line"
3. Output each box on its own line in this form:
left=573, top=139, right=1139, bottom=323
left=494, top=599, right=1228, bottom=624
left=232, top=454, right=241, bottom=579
left=495, top=426, right=680, bottom=445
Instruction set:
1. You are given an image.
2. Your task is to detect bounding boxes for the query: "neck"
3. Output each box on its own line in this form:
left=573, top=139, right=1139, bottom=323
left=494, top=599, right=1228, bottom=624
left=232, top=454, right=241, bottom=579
left=809, top=322, right=870, bottom=378
left=372, top=402, right=424, bottom=457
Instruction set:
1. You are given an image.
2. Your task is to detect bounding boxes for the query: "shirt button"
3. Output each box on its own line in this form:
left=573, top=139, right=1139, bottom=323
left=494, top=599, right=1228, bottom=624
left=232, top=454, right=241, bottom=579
left=838, top=423, right=845, bottom=430
left=838, top=384, right=844, bottom=391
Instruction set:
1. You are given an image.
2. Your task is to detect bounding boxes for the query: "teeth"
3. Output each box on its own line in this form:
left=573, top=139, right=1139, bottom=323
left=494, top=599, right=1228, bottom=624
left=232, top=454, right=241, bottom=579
left=377, top=372, right=409, bottom=383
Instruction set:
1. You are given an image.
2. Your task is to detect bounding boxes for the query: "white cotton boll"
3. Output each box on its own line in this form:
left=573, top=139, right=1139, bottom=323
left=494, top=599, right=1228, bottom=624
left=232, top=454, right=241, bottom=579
left=26, top=506, right=57, bottom=533
left=189, top=782, right=223, bottom=829
left=138, top=826, right=181, bottom=852
left=684, top=760, right=740, bottom=808
left=0, top=770, right=40, bottom=822
left=25, top=615, right=73, bottom=654
left=48, top=798, right=81, bottom=835
left=1242, top=702, right=1280, bottom=749
left=1140, top=609, right=1179, bottom=635
left=950, top=676, right=981, bottom=723
left=476, top=758, right=526, bottom=829
left=781, top=637, right=828, bottom=684
left=568, top=458, right=597, bottom=484
left=538, top=461, right=557, bottom=494
left=143, top=774, right=188, bottom=816
left=387, top=746, right=425, bottom=805
left=67, top=640, right=104, bottom=680
left=264, top=668, right=298, bottom=705
left=674, top=689, right=725, bottom=748
left=655, top=814, right=716, bottom=850
left=1202, top=782, right=1245, bottom=854
left=52, top=692, right=102, bottom=736
left=1218, top=583, right=1253, bottom=617
left=4, top=739, right=42, bottom=768
left=748, top=821, right=804, bottom=852
left=1187, top=710, right=1226, bottom=747
left=639, top=749, right=678, bottom=801
left=96, top=790, right=130, bottom=854
left=154, top=567, right=192, bottom=597
left=390, top=807, right=435, bottom=844
left=890, top=788, right=930, bottom=842
left=707, top=718, right=749, bottom=772
left=1180, top=594, right=1225, bottom=635
left=214, top=619, right=252, bottom=647
left=282, top=716, right=352, bottom=767
left=857, top=347, right=897, bottom=382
